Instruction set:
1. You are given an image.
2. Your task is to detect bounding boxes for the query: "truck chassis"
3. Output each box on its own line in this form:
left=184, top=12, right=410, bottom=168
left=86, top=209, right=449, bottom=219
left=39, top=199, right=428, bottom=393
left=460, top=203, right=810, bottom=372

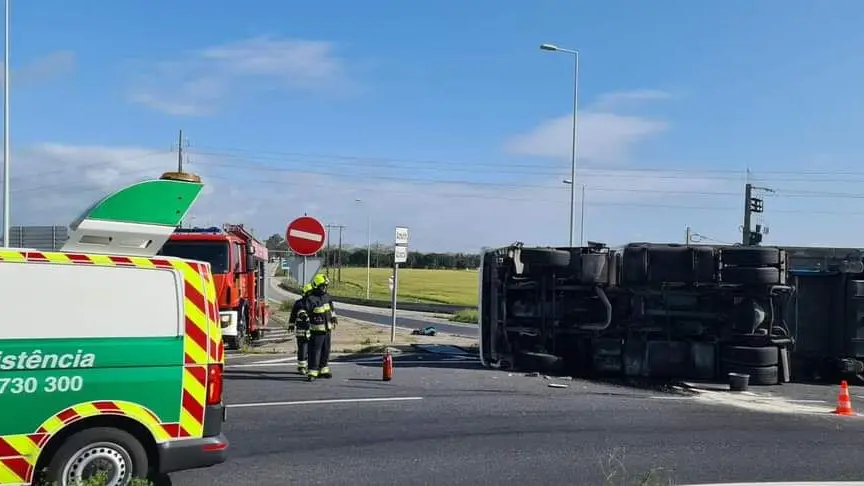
left=480, top=242, right=801, bottom=385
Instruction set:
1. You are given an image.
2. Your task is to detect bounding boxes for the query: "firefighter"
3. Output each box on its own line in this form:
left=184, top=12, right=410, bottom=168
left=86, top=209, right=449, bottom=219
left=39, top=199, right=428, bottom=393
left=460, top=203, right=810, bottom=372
left=288, top=282, right=314, bottom=375
left=305, top=273, right=338, bottom=382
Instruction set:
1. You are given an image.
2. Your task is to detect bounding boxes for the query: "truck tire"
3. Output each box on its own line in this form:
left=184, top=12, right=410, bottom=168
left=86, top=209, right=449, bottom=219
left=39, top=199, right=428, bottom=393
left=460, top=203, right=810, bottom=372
left=721, top=363, right=779, bottom=386
left=720, top=345, right=779, bottom=367
left=721, top=247, right=781, bottom=267
left=720, top=267, right=780, bottom=285
left=44, top=427, right=150, bottom=486
left=520, top=248, right=571, bottom=269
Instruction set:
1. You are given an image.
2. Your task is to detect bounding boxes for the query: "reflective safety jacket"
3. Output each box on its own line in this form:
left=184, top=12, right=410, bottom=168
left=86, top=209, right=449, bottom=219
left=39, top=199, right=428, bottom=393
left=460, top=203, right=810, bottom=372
left=289, top=296, right=311, bottom=335
left=305, top=291, right=338, bottom=332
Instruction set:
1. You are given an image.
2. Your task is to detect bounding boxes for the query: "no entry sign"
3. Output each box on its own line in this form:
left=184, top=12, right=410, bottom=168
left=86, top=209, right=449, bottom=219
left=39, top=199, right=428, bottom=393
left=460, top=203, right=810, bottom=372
left=286, top=216, right=326, bottom=256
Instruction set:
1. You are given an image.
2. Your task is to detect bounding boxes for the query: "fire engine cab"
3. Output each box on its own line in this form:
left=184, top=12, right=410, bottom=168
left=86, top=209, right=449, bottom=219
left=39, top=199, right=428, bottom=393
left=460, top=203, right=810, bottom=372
left=159, top=224, right=269, bottom=349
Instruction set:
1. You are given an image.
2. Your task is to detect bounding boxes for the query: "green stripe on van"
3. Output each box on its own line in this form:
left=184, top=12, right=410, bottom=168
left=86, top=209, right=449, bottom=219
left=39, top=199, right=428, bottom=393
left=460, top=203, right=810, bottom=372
left=0, top=336, right=184, bottom=434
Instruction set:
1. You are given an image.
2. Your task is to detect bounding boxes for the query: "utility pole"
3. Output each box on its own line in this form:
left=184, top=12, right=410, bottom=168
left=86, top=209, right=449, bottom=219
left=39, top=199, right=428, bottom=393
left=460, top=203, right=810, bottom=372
left=176, top=129, right=184, bottom=172
left=742, top=183, right=773, bottom=246
left=685, top=226, right=692, bottom=246
left=324, top=224, right=332, bottom=278
left=330, top=224, right=346, bottom=283
left=742, top=184, right=752, bottom=245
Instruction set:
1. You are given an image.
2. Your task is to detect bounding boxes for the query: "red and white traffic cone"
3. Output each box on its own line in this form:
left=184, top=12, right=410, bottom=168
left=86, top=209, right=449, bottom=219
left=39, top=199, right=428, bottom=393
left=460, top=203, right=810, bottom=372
left=382, top=350, right=393, bottom=382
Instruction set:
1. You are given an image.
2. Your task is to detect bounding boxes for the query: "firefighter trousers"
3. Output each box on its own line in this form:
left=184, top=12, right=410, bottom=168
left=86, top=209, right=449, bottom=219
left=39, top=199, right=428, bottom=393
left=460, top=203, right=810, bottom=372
left=307, top=331, right=332, bottom=378
left=295, top=331, right=309, bottom=371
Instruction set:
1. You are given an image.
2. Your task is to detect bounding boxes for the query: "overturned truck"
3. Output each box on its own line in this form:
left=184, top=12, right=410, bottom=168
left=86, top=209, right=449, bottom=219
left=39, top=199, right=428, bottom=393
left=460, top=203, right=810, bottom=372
left=479, top=242, right=809, bottom=385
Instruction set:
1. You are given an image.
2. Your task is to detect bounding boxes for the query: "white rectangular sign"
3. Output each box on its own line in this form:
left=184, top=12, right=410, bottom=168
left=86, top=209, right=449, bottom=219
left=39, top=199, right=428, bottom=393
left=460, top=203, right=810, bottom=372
left=395, top=227, right=409, bottom=245
left=394, top=245, right=408, bottom=264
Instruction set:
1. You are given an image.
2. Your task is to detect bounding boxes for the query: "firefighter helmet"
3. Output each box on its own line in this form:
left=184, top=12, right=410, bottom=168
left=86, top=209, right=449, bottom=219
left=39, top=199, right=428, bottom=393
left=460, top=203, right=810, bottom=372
left=312, top=273, right=330, bottom=289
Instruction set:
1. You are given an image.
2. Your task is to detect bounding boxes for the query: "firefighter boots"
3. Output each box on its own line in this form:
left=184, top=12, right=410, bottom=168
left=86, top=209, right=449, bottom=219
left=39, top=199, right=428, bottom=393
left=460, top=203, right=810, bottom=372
left=320, top=366, right=332, bottom=379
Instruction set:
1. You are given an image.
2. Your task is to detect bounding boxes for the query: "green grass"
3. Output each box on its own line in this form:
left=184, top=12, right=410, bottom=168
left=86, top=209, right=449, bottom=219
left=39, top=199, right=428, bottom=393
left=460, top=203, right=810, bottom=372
left=449, top=309, right=479, bottom=324
left=320, top=267, right=479, bottom=307
left=44, top=470, right=153, bottom=486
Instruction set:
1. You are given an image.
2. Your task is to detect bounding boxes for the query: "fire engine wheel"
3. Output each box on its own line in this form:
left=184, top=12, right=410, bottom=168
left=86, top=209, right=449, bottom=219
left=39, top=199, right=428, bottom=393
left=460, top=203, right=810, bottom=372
left=721, top=247, right=782, bottom=267
left=46, top=427, right=149, bottom=486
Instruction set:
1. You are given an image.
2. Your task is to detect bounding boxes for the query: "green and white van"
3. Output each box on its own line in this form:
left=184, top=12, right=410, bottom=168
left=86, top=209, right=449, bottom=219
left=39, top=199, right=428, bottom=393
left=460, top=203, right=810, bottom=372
left=0, top=171, right=228, bottom=486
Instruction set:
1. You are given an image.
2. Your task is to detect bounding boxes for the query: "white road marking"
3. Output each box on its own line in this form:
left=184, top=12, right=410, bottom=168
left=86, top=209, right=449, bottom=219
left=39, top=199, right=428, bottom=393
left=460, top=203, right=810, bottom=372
left=787, top=399, right=829, bottom=404
left=650, top=396, right=692, bottom=400
left=248, top=357, right=297, bottom=365
left=227, top=396, right=424, bottom=409
left=288, top=229, right=324, bottom=242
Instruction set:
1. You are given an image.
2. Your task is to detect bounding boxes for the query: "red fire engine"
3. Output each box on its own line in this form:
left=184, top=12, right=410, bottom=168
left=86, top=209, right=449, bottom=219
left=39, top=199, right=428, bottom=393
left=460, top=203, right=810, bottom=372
left=159, top=224, right=270, bottom=350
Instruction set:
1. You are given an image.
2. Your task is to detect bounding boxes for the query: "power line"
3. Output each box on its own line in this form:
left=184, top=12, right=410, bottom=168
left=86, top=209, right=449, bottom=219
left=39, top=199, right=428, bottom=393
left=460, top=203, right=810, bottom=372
left=188, top=145, right=864, bottom=182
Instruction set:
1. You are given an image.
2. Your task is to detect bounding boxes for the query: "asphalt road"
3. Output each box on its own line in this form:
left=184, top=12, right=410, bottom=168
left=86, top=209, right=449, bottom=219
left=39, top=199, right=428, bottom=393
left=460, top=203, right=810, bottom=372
left=174, top=351, right=864, bottom=486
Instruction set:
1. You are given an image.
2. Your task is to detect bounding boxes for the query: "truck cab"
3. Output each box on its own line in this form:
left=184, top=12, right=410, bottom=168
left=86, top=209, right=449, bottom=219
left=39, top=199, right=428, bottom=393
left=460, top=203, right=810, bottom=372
left=159, top=224, right=269, bottom=350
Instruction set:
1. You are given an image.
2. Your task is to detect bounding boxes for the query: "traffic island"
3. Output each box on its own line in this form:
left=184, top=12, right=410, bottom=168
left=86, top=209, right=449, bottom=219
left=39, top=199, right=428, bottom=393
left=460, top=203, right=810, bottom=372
left=260, top=312, right=478, bottom=356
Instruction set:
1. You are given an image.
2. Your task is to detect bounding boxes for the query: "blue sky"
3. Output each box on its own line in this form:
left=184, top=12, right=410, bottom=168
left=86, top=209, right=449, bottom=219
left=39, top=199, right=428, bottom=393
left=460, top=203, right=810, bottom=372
left=7, top=0, right=864, bottom=251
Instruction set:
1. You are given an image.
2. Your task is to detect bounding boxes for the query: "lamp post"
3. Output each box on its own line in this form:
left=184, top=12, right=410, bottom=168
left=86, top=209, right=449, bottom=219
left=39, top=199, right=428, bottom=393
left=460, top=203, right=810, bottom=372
left=563, top=179, right=585, bottom=247
left=354, top=198, right=372, bottom=300
left=2, top=0, right=10, bottom=248
left=541, top=43, right=579, bottom=247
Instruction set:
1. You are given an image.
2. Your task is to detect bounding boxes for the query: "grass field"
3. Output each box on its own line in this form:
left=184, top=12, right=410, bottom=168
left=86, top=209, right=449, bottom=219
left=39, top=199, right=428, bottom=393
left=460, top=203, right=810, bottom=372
left=320, top=267, right=479, bottom=306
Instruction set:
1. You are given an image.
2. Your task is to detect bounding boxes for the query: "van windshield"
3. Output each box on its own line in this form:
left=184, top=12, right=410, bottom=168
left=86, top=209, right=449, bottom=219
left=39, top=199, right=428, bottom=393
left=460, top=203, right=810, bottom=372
left=159, top=241, right=230, bottom=274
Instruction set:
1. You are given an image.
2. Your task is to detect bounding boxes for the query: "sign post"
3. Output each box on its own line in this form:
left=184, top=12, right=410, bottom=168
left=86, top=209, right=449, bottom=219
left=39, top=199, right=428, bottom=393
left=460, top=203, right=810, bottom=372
left=286, top=216, right=327, bottom=286
left=391, top=226, right=409, bottom=343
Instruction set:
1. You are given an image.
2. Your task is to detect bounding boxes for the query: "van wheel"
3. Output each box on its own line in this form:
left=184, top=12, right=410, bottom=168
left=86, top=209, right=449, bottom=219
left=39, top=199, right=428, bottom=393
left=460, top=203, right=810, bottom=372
left=45, top=427, right=149, bottom=486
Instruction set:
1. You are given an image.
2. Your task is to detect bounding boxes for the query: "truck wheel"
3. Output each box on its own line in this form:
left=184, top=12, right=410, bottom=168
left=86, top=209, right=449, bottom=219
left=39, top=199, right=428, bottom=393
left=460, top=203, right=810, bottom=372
left=720, top=267, right=780, bottom=285
left=721, top=247, right=781, bottom=267
left=721, top=363, right=779, bottom=386
left=45, top=427, right=149, bottom=486
left=720, top=345, right=779, bottom=367
left=520, top=248, right=571, bottom=269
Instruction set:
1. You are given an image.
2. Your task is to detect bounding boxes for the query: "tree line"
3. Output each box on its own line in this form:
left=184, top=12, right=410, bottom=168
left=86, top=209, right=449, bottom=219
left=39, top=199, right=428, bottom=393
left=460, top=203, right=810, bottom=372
left=264, top=234, right=482, bottom=270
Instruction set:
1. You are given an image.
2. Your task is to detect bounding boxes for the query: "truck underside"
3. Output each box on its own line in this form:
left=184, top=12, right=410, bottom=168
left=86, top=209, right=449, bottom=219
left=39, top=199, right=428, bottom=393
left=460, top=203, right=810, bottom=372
left=480, top=242, right=864, bottom=386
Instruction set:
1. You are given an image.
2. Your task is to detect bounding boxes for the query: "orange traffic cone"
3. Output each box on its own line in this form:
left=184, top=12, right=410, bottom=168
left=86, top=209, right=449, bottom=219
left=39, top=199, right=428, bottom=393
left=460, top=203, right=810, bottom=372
left=382, top=350, right=393, bottom=382
left=834, top=380, right=855, bottom=416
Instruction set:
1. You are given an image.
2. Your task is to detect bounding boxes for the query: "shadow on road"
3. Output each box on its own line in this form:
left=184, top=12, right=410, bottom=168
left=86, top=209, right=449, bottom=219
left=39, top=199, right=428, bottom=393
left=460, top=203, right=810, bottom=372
left=351, top=360, right=485, bottom=371
left=225, top=370, right=308, bottom=382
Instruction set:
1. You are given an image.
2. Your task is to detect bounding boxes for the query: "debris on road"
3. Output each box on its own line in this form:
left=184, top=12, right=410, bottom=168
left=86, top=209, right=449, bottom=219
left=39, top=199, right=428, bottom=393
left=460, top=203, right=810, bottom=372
left=412, top=326, right=438, bottom=336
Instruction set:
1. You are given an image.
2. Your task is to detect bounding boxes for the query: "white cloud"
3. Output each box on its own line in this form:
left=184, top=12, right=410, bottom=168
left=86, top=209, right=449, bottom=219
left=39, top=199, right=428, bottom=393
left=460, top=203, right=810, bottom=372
left=0, top=50, right=76, bottom=89
left=127, top=36, right=350, bottom=116
left=503, top=89, right=670, bottom=164
left=591, top=89, right=673, bottom=111
left=11, top=142, right=864, bottom=253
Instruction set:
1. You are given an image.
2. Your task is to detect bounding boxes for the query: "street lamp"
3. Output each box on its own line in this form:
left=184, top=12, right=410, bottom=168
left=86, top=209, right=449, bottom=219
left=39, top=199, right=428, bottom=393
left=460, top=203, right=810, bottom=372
left=540, top=42, right=580, bottom=247
left=354, top=198, right=372, bottom=300
left=563, top=179, right=586, bottom=247
left=2, top=0, right=10, bottom=248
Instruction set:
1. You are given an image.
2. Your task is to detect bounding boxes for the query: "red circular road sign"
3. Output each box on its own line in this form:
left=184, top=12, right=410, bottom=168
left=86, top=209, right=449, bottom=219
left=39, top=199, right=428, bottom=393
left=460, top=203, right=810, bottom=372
left=286, top=216, right=326, bottom=256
